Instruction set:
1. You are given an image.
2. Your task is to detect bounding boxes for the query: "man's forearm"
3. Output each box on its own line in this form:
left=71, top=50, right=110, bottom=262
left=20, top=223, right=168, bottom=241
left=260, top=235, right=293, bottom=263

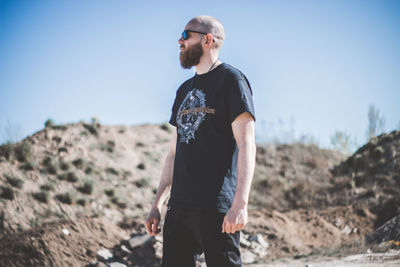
left=232, top=142, right=256, bottom=208
left=152, top=151, right=175, bottom=210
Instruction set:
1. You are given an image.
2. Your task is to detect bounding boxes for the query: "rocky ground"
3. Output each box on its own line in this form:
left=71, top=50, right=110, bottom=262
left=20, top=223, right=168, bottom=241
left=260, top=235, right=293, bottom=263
left=0, top=121, right=399, bottom=266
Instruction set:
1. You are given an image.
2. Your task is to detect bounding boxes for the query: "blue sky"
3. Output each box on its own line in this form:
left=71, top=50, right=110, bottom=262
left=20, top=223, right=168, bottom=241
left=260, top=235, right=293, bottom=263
left=0, top=0, right=399, bottom=149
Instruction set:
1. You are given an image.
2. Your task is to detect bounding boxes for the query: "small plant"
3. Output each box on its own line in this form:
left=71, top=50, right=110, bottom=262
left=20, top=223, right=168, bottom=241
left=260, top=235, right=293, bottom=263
left=83, top=123, right=99, bottom=137
left=57, top=171, right=79, bottom=182
left=137, top=163, right=145, bottom=170
left=32, top=191, right=49, bottom=203
left=134, top=178, right=149, bottom=188
left=4, top=174, right=24, bottom=188
left=104, top=189, right=115, bottom=197
left=0, top=142, right=15, bottom=160
left=106, top=167, right=119, bottom=176
left=111, top=196, right=119, bottom=204
left=160, top=123, right=170, bottom=132
left=14, top=141, right=33, bottom=163
left=78, top=180, right=94, bottom=195
left=117, top=201, right=127, bottom=209
left=44, top=119, right=55, bottom=127
left=136, top=142, right=145, bottom=147
left=72, top=158, right=85, bottom=169
left=77, top=198, right=86, bottom=206
left=0, top=186, right=14, bottom=200
left=58, top=147, right=68, bottom=153
left=42, top=156, right=58, bottom=174
left=19, top=160, right=37, bottom=171
left=55, top=192, right=74, bottom=204
left=40, top=183, right=55, bottom=191
left=59, top=161, right=71, bottom=171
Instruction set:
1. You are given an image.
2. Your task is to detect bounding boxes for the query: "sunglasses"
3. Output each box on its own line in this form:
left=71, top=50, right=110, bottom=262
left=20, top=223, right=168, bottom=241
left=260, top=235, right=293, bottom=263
left=181, top=30, right=215, bottom=42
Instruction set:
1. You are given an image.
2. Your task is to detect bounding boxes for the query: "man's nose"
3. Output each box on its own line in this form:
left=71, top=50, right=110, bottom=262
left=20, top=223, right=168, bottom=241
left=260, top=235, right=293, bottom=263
left=178, top=36, right=184, bottom=44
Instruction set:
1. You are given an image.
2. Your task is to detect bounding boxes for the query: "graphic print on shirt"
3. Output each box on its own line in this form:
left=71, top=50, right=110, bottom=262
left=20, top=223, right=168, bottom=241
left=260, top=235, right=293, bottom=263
left=176, top=89, right=215, bottom=144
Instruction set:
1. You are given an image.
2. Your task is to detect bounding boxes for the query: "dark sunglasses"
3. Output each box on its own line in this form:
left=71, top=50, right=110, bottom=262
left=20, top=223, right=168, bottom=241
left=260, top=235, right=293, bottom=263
left=181, top=30, right=215, bottom=42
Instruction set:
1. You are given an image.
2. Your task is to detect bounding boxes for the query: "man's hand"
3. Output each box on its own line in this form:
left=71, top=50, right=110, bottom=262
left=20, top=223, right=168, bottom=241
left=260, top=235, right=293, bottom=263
left=222, top=205, right=248, bottom=234
left=145, top=207, right=162, bottom=236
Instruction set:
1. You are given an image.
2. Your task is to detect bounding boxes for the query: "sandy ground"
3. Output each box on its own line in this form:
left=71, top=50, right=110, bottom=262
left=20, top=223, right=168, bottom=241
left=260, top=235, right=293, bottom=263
left=248, top=250, right=400, bottom=267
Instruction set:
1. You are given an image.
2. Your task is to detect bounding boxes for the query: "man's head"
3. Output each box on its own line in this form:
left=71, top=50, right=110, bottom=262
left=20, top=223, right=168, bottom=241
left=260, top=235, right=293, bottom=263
left=179, top=15, right=225, bottom=69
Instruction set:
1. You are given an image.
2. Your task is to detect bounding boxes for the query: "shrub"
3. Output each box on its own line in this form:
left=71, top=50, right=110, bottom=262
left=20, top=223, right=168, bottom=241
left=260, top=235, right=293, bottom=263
left=55, top=192, right=74, bottom=204
left=32, top=191, right=49, bottom=203
left=19, top=160, right=36, bottom=171
left=42, top=156, right=58, bottom=174
left=0, top=186, right=14, bottom=200
left=106, top=167, right=119, bottom=176
left=44, top=119, right=55, bottom=127
left=137, top=163, right=145, bottom=170
left=59, top=161, right=71, bottom=171
left=104, top=189, right=115, bottom=197
left=83, top=123, right=99, bottom=137
left=160, top=123, right=170, bottom=132
left=58, top=147, right=68, bottom=153
left=136, top=142, right=145, bottom=147
left=77, top=198, right=86, bottom=206
left=0, top=142, right=15, bottom=160
left=72, top=158, right=85, bottom=169
left=78, top=180, right=94, bottom=195
left=40, top=183, right=55, bottom=191
left=57, top=172, right=79, bottom=182
left=134, top=178, right=149, bottom=188
left=14, top=141, right=33, bottom=163
left=117, top=201, right=127, bottom=209
left=4, top=174, right=24, bottom=188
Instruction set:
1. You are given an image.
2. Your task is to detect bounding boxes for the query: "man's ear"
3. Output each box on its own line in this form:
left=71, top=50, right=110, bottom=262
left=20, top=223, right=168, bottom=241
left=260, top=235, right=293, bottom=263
left=205, top=34, right=213, bottom=45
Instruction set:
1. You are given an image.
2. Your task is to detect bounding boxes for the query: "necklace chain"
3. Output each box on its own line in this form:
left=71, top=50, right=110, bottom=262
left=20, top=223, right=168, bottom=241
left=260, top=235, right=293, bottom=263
left=208, top=58, right=219, bottom=73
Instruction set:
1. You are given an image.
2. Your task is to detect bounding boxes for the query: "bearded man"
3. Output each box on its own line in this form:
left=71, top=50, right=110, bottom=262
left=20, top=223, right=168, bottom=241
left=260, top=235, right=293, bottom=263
left=145, top=15, right=256, bottom=267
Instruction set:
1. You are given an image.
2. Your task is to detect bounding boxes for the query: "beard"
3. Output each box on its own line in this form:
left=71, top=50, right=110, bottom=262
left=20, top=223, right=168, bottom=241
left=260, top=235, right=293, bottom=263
left=179, top=41, right=203, bottom=69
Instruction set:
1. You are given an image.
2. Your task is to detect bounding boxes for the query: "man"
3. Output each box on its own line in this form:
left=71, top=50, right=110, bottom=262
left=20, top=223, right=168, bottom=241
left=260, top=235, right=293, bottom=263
left=145, top=15, right=256, bottom=267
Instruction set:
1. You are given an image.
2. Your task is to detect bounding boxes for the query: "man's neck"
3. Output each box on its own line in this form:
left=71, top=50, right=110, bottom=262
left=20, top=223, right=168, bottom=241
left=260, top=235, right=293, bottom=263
left=195, top=55, right=221, bottom=75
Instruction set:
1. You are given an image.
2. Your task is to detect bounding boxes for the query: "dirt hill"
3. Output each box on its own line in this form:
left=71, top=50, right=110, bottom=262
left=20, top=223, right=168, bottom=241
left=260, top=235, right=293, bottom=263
left=0, top=122, right=399, bottom=266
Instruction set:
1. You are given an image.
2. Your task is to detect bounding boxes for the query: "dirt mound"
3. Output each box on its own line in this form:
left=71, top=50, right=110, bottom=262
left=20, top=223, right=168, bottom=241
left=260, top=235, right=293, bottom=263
left=330, top=131, right=400, bottom=227
left=0, top=121, right=399, bottom=265
left=0, top=217, right=131, bottom=267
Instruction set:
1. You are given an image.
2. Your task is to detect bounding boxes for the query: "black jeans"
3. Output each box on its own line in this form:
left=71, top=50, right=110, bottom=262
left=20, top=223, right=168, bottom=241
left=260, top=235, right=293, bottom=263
left=161, top=205, right=241, bottom=267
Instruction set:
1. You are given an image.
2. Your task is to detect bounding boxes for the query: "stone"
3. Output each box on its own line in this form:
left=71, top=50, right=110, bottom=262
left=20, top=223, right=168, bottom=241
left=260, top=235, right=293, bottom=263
left=97, top=248, right=113, bottom=261
left=62, top=228, right=70, bottom=236
left=241, top=250, right=257, bottom=264
left=109, top=262, right=127, bottom=267
left=128, top=234, right=152, bottom=249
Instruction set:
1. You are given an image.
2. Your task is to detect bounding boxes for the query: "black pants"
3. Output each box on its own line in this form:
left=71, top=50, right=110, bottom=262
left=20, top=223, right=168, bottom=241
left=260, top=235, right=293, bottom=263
left=162, top=205, right=241, bottom=267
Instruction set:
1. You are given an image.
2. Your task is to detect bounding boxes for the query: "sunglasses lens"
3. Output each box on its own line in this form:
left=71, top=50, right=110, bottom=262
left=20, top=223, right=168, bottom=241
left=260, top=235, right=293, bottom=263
left=182, top=30, right=188, bottom=40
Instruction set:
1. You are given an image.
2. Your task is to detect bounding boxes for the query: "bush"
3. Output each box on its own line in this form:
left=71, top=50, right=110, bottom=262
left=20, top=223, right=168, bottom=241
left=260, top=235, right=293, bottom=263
left=40, top=183, right=55, bottom=191
left=32, top=191, right=49, bottom=203
left=106, top=167, right=119, bottom=176
left=78, top=180, right=94, bottom=195
left=44, top=119, right=55, bottom=127
left=137, top=163, right=145, bottom=170
left=77, top=198, right=86, bottom=206
left=0, top=186, right=14, bottom=200
left=55, top=192, right=74, bottom=204
left=42, top=156, right=58, bottom=174
left=14, top=141, right=33, bottom=163
left=134, top=178, right=149, bottom=188
left=104, top=189, right=115, bottom=197
left=59, top=161, right=71, bottom=171
left=83, top=123, right=99, bottom=137
left=0, top=142, right=15, bottom=160
left=160, top=123, right=170, bottom=132
left=4, top=174, right=24, bottom=188
left=57, top=171, right=79, bottom=182
left=72, top=158, right=85, bottom=169
left=19, top=160, right=36, bottom=171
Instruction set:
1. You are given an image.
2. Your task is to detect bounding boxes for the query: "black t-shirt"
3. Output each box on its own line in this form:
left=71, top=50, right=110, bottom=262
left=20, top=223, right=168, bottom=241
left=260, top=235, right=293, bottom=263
left=168, top=63, right=256, bottom=213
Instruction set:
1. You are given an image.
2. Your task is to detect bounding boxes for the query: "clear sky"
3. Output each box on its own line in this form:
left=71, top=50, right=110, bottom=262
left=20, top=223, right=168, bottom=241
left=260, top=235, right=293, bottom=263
left=1, top=0, right=399, bottom=149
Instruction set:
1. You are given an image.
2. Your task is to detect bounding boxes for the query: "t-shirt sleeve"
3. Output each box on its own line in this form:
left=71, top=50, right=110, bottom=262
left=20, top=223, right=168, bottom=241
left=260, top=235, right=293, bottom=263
left=226, top=76, right=256, bottom=124
left=168, top=90, right=180, bottom=127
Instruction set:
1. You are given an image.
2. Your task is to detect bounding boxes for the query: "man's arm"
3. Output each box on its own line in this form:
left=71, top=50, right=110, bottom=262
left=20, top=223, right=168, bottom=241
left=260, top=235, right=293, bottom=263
left=145, top=127, right=177, bottom=236
left=222, top=112, right=256, bottom=234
